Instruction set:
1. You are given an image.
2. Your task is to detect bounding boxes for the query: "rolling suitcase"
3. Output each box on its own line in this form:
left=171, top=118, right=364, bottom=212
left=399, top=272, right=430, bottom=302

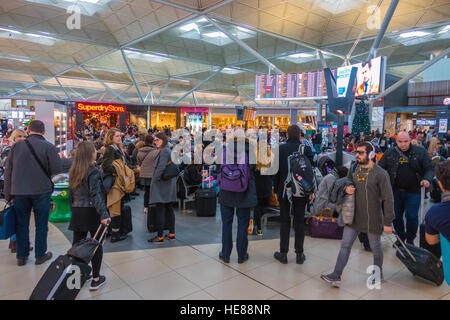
left=120, top=204, right=133, bottom=235
left=30, top=224, right=108, bottom=300
left=419, top=187, right=441, bottom=258
left=196, top=166, right=216, bottom=217
left=391, top=231, right=444, bottom=286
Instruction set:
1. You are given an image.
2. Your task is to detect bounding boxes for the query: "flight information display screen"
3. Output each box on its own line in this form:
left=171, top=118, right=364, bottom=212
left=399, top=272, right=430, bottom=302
left=255, top=56, right=385, bottom=101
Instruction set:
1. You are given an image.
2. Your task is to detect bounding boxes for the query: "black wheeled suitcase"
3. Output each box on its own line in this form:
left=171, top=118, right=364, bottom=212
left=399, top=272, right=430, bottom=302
left=120, top=204, right=133, bottom=235
left=392, top=232, right=444, bottom=286
left=418, top=187, right=441, bottom=258
left=196, top=188, right=217, bottom=217
left=29, top=224, right=109, bottom=300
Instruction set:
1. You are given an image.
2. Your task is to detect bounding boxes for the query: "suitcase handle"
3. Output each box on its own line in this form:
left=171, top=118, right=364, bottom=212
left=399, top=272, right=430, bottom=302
left=387, top=231, right=417, bottom=263
left=93, top=223, right=109, bottom=246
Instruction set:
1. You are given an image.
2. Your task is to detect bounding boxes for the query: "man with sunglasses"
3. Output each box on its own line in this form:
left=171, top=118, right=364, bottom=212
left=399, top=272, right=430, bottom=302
left=321, top=142, right=394, bottom=287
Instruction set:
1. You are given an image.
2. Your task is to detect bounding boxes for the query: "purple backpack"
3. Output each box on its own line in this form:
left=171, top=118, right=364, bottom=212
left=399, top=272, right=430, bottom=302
left=217, top=149, right=249, bottom=193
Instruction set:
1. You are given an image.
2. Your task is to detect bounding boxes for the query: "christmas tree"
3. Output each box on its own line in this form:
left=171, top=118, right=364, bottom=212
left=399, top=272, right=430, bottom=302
left=352, top=100, right=371, bottom=137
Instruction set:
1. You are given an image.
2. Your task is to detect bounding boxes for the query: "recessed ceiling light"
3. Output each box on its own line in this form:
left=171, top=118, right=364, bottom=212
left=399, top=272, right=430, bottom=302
left=180, top=23, right=200, bottom=33
left=438, top=25, right=450, bottom=34
left=221, top=68, right=244, bottom=75
left=203, top=32, right=228, bottom=38
left=289, top=53, right=314, bottom=58
left=124, top=50, right=169, bottom=63
left=399, top=31, right=430, bottom=38
left=237, top=27, right=251, bottom=33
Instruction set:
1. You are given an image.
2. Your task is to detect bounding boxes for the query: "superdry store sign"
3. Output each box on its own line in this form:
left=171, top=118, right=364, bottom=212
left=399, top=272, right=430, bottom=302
left=76, top=102, right=126, bottom=113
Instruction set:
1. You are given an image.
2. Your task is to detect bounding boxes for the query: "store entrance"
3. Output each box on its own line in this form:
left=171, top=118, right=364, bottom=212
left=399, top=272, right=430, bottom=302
left=83, top=112, right=119, bottom=131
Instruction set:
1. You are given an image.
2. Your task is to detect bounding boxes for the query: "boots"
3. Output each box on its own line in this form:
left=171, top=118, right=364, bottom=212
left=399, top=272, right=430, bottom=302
left=110, top=216, right=126, bottom=243
left=9, top=240, right=16, bottom=253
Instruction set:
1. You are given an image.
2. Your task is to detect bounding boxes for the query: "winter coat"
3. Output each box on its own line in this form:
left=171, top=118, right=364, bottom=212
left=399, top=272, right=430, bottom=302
left=149, top=147, right=177, bottom=204
left=218, top=141, right=258, bottom=209
left=102, top=144, right=126, bottom=176
left=313, top=172, right=339, bottom=216
left=137, top=145, right=158, bottom=179
left=329, top=177, right=354, bottom=205
left=378, top=145, right=434, bottom=188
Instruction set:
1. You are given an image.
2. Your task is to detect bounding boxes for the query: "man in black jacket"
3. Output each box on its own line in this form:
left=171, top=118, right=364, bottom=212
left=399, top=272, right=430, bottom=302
left=5, top=120, right=62, bottom=266
left=378, top=131, right=434, bottom=245
left=273, top=125, right=315, bottom=264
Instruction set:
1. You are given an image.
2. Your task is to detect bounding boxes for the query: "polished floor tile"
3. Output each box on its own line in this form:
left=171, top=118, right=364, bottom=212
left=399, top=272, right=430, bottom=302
left=89, top=286, right=143, bottom=300
left=175, top=258, right=240, bottom=289
left=179, top=290, right=216, bottom=300
left=110, top=256, right=171, bottom=285
left=205, top=275, right=278, bottom=300
left=283, top=278, right=359, bottom=300
left=130, top=271, right=200, bottom=300
left=361, top=281, right=431, bottom=300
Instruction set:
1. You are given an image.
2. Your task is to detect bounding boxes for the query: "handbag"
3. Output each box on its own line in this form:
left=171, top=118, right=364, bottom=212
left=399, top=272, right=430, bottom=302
left=67, top=224, right=109, bottom=264
left=307, top=208, right=344, bottom=240
left=162, top=160, right=179, bottom=180
left=156, top=151, right=179, bottom=181
left=0, top=203, right=16, bottom=240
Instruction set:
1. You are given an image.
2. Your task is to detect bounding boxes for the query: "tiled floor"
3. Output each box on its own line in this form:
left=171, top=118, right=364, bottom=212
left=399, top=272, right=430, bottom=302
left=0, top=193, right=448, bottom=300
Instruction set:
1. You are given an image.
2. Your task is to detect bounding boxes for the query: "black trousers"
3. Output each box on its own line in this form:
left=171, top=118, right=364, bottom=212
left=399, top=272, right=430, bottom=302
left=254, top=197, right=270, bottom=230
left=72, top=228, right=103, bottom=278
left=144, top=185, right=150, bottom=209
left=155, top=203, right=175, bottom=237
left=279, top=197, right=308, bottom=254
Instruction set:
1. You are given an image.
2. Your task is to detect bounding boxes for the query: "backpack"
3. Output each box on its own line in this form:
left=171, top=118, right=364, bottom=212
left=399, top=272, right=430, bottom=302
left=283, top=144, right=315, bottom=200
left=217, top=148, right=249, bottom=193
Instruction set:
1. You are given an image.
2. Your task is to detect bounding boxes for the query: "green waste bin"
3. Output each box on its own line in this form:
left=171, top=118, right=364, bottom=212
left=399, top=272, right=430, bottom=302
left=49, top=174, right=71, bottom=223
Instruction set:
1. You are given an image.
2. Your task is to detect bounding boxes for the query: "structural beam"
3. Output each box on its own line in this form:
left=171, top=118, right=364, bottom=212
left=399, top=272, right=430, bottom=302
left=159, top=78, right=171, bottom=104
left=121, top=49, right=144, bottom=103
left=367, top=0, right=400, bottom=60
left=209, top=14, right=346, bottom=60
left=80, top=66, right=128, bottom=103
left=236, top=86, right=260, bottom=106
left=55, top=77, right=71, bottom=100
left=205, top=17, right=283, bottom=74
left=372, top=48, right=450, bottom=101
left=174, top=68, right=223, bottom=105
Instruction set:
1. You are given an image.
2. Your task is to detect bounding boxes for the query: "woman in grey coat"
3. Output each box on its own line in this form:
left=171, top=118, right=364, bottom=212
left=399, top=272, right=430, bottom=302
left=148, top=132, right=177, bottom=244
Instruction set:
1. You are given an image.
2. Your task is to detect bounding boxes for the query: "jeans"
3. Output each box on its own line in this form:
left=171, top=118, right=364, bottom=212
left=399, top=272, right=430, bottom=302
left=220, top=205, right=250, bottom=259
left=73, top=228, right=103, bottom=278
left=155, top=203, right=175, bottom=237
left=279, top=197, right=307, bottom=254
left=393, top=190, right=421, bottom=243
left=331, top=226, right=383, bottom=279
left=14, top=193, right=52, bottom=259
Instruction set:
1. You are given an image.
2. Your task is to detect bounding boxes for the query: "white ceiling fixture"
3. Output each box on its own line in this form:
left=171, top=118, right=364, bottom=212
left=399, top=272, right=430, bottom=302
left=221, top=68, right=244, bottom=74
left=124, top=50, right=169, bottom=63
left=180, top=23, right=200, bottom=33
left=438, top=25, right=450, bottom=34
left=0, top=28, right=59, bottom=46
left=399, top=31, right=431, bottom=38
left=289, top=53, right=314, bottom=58
left=203, top=32, right=228, bottom=38
left=64, top=0, right=101, bottom=3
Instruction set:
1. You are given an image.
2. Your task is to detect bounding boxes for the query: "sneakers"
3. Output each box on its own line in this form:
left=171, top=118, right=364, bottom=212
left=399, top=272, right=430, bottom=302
left=296, top=253, right=306, bottom=264
left=274, top=251, right=288, bottom=264
left=219, top=252, right=230, bottom=263
left=257, top=229, right=263, bottom=236
left=320, top=274, right=341, bottom=288
left=238, top=253, right=249, bottom=264
left=90, top=275, right=106, bottom=291
left=164, top=233, right=175, bottom=240
left=148, top=235, right=164, bottom=244
left=35, top=252, right=53, bottom=265
left=110, top=233, right=127, bottom=243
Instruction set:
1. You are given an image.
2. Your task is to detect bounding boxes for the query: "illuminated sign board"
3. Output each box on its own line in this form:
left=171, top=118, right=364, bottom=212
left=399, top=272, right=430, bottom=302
left=76, top=102, right=126, bottom=113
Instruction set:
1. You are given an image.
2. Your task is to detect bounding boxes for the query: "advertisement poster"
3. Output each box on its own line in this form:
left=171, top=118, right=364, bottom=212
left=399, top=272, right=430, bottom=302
left=439, top=119, right=448, bottom=133
left=186, top=113, right=202, bottom=132
left=337, top=56, right=382, bottom=97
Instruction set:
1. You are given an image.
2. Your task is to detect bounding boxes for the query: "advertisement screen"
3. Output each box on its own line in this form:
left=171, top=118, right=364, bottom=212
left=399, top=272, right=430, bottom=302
left=439, top=119, right=448, bottom=133
left=336, top=56, right=382, bottom=97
